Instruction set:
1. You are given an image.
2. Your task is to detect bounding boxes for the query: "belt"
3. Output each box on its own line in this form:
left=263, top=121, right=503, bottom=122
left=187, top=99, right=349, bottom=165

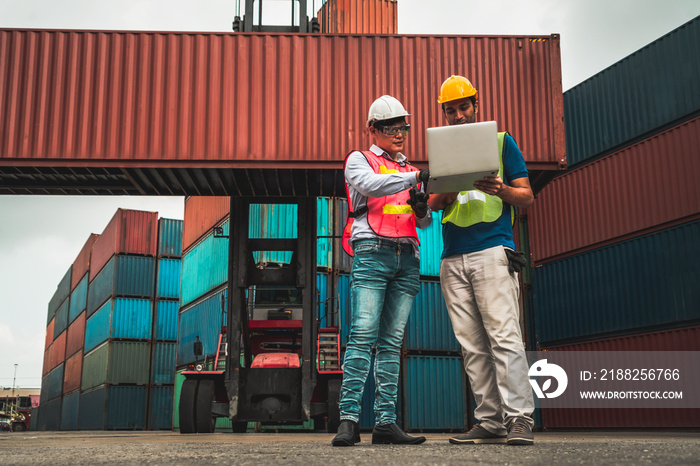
left=355, top=238, right=414, bottom=252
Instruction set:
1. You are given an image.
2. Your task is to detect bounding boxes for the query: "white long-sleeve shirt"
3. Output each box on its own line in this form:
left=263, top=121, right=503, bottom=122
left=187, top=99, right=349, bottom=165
left=344, top=144, right=432, bottom=259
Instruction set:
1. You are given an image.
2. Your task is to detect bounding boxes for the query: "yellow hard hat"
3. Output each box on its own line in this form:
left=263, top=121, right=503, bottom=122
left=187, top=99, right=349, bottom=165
left=437, top=75, right=478, bottom=104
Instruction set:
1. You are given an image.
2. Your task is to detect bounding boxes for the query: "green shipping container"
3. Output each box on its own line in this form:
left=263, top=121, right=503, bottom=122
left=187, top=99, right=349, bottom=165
left=81, top=341, right=151, bottom=391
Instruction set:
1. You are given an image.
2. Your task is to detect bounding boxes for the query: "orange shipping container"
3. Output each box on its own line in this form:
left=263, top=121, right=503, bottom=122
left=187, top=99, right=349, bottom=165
left=183, top=197, right=230, bottom=253
left=71, top=234, right=98, bottom=290
left=63, top=351, right=83, bottom=395
left=89, top=209, right=157, bottom=281
left=65, top=311, right=86, bottom=358
left=45, top=317, right=55, bottom=350
left=47, top=330, right=67, bottom=373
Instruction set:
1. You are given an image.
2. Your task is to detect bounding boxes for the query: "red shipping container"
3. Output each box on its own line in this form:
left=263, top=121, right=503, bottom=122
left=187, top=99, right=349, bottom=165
left=42, top=347, right=50, bottom=377
left=540, top=325, right=700, bottom=428
left=65, top=311, right=86, bottom=358
left=183, top=197, right=230, bottom=253
left=319, top=0, right=397, bottom=34
left=71, top=234, right=98, bottom=290
left=47, top=330, right=67, bottom=373
left=529, top=117, right=700, bottom=264
left=45, top=317, right=55, bottom=350
left=63, top=351, right=83, bottom=395
left=89, top=209, right=157, bottom=281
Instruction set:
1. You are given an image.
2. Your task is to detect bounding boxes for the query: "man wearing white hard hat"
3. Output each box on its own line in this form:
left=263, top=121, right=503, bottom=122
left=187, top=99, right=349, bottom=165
left=332, top=95, right=431, bottom=447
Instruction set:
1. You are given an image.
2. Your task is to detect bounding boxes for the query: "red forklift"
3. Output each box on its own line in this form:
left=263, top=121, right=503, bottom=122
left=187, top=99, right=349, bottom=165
left=179, top=197, right=343, bottom=433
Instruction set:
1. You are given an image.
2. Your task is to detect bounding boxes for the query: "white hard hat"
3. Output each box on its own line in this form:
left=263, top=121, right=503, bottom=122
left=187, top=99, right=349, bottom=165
left=366, top=95, right=410, bottom=127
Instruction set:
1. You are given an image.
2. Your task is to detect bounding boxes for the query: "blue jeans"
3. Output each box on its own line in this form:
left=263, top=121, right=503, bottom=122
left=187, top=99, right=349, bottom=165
left=339, top=239, right=420, bottom=425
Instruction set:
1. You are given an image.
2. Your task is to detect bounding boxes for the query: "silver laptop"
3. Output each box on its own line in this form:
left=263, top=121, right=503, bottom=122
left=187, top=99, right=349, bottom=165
left=426, top=121, right=499, bottom=194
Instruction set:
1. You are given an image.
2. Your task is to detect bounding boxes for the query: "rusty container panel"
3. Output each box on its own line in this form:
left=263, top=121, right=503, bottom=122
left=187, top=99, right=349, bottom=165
left=319, top=0, right=397, bottom=34
left=182, top=196, right=229, bottom=253
left=62, top=351, right=83, bottom=395
left=540, top=325, right=700, bottom=428
left=89, top=209, right=157, bottom=281
left=45, top=317, right=55, bottom=350
left=0, top=30, right=564, bottom=170
left=529, top=117, right=700, bottom=264
left=48, top=330, right=67, bottom=373
left=71, top=234, right=98, bottom=290
left=65, top=310, right=86, bottom=358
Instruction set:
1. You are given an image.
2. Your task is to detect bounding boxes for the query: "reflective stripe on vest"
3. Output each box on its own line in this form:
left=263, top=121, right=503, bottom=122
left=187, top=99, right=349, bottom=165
left=441, top=132, right=514, bottom=227
left=342, top=150, right=420, bottom=256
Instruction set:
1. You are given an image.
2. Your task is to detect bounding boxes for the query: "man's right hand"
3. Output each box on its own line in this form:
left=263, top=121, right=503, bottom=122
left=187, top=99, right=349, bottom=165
left=416, top=169, right=430, bottom=183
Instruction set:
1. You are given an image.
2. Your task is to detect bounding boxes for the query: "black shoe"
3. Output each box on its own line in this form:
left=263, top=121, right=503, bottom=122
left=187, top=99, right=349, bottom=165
left=332, top=420, right=360, bottom=447
left=372, top=423, right=426, bottom=445
left=449, top=424, right=507, bottom=445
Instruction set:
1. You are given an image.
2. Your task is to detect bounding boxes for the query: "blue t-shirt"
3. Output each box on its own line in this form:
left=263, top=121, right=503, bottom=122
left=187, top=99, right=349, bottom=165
left=441, top=134, right=528, bottom=259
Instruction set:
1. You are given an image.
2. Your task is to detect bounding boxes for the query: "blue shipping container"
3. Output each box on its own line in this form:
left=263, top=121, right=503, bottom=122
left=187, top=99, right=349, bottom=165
left=156, top=258, right=181, bottom=299
left=68, top=274, right=88, bottom=324
left=177, top=288, right=226, bottom=368
left=151, top=342, right=176, bottom=385
left=60, top=391, right=80, bottom=431
left=317, top=272, right=329, bottom=329
left=336, top=273, right=352, bottom=346
left=78, top=385, right=147, bottom=430
left=405, top=280, right=460, bottom=352
left=85, top=298, right=153, bottom=353
left=154, top=300, right=179, bottom=341
left=564, top=16, right=700, bottom=166
left=416, top=210, right=444, bottom=277
left=149, top=385, right=174, bottom=430
left=48, top=267, right=72, bottom=323
left=42, top=397, right=62, bottom=431
left=404, top=355, right=466, bottom=431
left=158, top=218, right=183, bottom=258
left=53, top=298, right=69, bottom=339
left=87, top=255, right=155, bottom=316
left=533, top=219, right=700, bottom=345
left=180, top=221, right=229, bottom=307
left=47, top=363, right=64, bottom=401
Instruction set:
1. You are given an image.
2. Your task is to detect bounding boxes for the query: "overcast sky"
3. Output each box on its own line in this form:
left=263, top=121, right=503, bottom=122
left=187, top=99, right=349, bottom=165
left=1, top=0, right=699, bottom=389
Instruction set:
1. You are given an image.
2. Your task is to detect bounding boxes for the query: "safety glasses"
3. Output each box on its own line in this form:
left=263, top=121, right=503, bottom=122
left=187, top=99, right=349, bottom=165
left=378, top=123, right=411, bottom=137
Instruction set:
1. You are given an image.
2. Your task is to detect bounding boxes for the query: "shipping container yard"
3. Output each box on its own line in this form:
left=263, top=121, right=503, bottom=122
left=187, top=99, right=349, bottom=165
left=2, top=0, right=699, bottom=447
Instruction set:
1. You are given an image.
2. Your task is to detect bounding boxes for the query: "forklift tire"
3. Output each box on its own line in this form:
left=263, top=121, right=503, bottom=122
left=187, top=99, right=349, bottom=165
left=327, top=378, right=342, bottom=433
left=231, top=421, right=248, bottom=433
left=179, top=378, right=198, bottom=434
left=195, top=379, right=217, bottom=433
left=12, top=423, right=26, bottom=432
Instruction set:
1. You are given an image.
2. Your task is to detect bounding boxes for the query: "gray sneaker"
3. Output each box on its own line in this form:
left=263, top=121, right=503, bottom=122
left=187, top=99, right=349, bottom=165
left=507, top=418, right=534, bottom=445
left=449, top=424, right=507, bottom=444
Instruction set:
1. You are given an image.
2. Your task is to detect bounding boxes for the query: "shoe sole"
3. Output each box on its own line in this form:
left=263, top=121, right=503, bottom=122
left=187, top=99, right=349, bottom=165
left=371, top=438, right=426, bottom=445
left=449, top=437, right=507, bottom=445
left=507, top=438, right=534, bottom=446
left=331, top=439, right=355, bottom=447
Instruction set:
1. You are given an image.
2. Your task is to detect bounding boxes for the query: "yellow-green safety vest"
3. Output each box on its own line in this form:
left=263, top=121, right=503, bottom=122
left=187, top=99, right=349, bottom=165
left=442, top=132, right=515, bottom=228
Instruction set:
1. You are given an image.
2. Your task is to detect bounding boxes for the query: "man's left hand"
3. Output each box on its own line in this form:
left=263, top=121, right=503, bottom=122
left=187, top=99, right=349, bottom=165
left=407, top=187, right=430, bottom=218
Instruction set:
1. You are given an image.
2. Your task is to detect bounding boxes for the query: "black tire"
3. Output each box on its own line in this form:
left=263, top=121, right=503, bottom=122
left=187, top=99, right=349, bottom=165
left=13, top=423, right=26, bottom=432
left=195, top=379, right=217, bottom=433
left=327, top=378, right=342, bottom=433
left=231, top=421, right=248, bottom=433
left=179, top=378, right=198, bottom=434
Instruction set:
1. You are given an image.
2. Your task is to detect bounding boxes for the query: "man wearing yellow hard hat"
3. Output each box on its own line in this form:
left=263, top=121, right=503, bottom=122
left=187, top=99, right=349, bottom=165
left=428, top=76, right=535, bottom=446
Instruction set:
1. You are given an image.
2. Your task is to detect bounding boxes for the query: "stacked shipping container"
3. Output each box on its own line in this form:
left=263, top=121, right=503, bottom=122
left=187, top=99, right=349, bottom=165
left=38, top=210, right=182, bottom=431
left=527, top=17, right=700, bottom=428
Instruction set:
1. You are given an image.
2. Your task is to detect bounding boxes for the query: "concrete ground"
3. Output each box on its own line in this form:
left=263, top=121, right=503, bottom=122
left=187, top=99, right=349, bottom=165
left=1, top=431, right=699, bottom=465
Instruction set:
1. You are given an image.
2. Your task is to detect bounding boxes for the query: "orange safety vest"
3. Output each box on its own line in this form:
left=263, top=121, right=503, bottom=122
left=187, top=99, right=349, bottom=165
left=342, top=150, right=421, bottom=256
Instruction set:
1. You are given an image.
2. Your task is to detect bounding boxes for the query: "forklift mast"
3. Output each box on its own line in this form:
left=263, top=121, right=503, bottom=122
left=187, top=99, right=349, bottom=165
left=225, top=196, right=318, bottom=422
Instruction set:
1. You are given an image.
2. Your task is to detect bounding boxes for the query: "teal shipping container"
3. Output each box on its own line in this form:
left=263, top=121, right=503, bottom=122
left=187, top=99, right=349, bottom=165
left=180, top=221, right=229, bottom=307
left=405, top=280, right=460, bottom=352
left=148, top=385, right=174, bottom=430
left=81, top=341, right=151, bottom=391
left=156, top=258, right=181, bottom=299
left=87, top=255, right=155, bottom=316
left=317, top=197, right=333, bottom=269
left=177, top=288, right=226, bottom=368
left=249, top=203, right=296, bottom=265
left=42, top=398, right=62, bottom=431
left=48, top=267, right=72, bottom=324
left=403, top=355, right=467, bottom=431
left=317, top=272, right=329, bottom=328
left=336, top=273, right=351, bottom=346
left=53, top=298, right=69, bottom=339
left=157, top=218, right=183, bottom=258
left=60, top=390, right=80, bottom=430
left=68, top=274, right=88, bottom=324
left=78, top=385, right=147, bottom=430
left=40, top=373, right=49, bottom=404
left=416, top=211, right=444, bottom=277
left=151, top=342, right=176, bottom=385
left=154, top=300, right=178, bottom=341
left=564, top=16, right=700, bottom=166
left=533, top=219, right=700, bottom=345
left=47, top=363, right=65, bottom=401
left=84, top=298, right=153, bottom=353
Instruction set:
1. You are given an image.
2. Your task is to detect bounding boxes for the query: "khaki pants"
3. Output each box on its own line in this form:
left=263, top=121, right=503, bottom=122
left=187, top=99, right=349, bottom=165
left=440, top=245, right=534, bottom=434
